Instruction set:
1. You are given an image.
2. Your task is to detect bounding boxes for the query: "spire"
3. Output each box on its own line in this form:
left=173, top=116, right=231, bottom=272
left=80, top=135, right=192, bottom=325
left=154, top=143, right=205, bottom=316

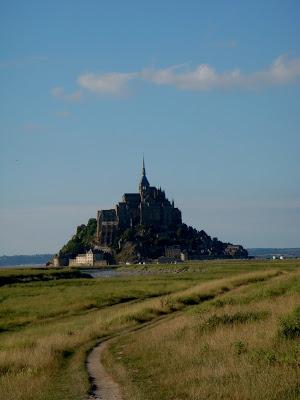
left=142, top=156, right=146, bottom=176
left=139, top=155, right=150, bottom=193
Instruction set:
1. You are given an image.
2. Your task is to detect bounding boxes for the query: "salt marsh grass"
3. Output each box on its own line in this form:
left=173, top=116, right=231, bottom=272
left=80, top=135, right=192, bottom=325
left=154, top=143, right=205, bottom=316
left=104, top=267, right=300, bottom=400
left=0, top=260, right=299, bottom=400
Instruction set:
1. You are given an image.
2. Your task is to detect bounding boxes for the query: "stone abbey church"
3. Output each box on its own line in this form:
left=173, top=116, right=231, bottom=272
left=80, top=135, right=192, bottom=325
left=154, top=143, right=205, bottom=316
left=95, top=159, right=182, bottom=249
left=54, top=157, right=248, bottom=267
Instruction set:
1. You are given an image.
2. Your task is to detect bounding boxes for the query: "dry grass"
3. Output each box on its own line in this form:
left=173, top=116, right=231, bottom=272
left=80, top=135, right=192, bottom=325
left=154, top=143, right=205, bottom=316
left=0, top=274, right=193, bottom=400
left=104, top=270, right=300, bottom=400
left=0, top=260, right=299, bottom=400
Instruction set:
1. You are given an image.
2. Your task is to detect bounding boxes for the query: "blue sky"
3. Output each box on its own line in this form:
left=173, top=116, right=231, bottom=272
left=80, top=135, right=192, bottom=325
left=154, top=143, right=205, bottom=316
left=0, top=0, right=300, bottom=254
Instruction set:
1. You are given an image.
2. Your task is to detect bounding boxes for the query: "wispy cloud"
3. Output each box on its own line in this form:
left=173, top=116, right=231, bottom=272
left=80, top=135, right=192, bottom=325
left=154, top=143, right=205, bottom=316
left=141, top=55, right=300, bottom=90
left=77, top=72, right=136, bottom=95
left=51, top=87, right=82, bottom=102
left=75, top=55, right=300, bottom=95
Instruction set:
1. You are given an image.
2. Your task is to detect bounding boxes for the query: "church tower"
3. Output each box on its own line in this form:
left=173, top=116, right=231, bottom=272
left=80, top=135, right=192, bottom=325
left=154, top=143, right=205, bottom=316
left=139, top=157, right=150, bottom=195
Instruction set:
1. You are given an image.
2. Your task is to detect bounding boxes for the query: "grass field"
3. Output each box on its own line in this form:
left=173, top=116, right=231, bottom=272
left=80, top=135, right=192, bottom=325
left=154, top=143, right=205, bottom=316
left=0, top=260, right=299, bottom=400
left=104, top=263, right=300, bottom=400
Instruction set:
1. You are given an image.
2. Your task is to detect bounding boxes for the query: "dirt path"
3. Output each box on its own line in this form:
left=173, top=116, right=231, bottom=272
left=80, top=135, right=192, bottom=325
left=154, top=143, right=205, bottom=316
left=87, top=339, right=123, bottom=400
left=86, top=271, right=284, bottom=400
left=86, top=312, right=180, bottom=400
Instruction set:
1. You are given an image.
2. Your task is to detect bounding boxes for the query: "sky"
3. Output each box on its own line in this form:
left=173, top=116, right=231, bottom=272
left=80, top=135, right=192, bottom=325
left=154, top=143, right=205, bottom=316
left=0, top=0, right=300, bottom=255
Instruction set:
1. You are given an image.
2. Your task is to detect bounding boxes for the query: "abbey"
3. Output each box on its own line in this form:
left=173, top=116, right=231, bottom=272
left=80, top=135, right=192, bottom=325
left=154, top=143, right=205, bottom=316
left=55, top=158, right=249, bottom=266
left=95, top=159, right=182, bottom=249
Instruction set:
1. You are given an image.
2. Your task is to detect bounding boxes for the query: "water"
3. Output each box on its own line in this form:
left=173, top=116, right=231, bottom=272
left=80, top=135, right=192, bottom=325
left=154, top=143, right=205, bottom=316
left=0, top=264, right=46, bottom=269
left=82, top=268, right=121, bottom=278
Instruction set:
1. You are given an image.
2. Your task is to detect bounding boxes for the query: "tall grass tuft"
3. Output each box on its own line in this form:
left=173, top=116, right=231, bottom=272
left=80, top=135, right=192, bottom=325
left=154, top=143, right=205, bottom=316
left=203, top=310, right=269, bottom=330
left=278, top=307, right=300, bottom=339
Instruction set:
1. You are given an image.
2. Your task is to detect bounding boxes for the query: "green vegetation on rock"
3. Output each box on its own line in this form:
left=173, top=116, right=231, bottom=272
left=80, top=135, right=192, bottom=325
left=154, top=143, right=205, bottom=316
left=58, top=218, right=248, bottom=264
left=59, top=218, right=97, bottom=261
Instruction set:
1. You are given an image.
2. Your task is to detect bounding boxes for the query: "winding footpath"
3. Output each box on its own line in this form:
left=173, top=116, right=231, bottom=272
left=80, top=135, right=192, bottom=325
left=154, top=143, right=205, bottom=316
left=86, top=312, right=180, bottom=400
left=85, top=272, right=281, bottom=400
left=87, top=339, right=123, bottom=400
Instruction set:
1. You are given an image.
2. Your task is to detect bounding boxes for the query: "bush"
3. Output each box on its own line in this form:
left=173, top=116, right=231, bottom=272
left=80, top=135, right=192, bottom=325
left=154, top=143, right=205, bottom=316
left=178, top=293, right=215, bottom=306
left=203, top=311, right=269, bottom=330
left=233, top=341, right=247, bottom=355
left=159, top=295, right=178, bottom=312
left=251, top=349, right=277, bottom=364
left=278, top=307, right=300, bottom=339
left=123, top=308, right=162, bottom=324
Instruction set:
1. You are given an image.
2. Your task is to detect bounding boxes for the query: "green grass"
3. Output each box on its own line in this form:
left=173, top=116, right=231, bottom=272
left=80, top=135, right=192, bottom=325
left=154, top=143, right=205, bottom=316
left=0, top=275, right=194, bottom=332
left=103, top=262, right=300, bottom=400
left=0, top=267, right=88, bottom=287
left=0, top=259, right=299, bottom=400
left=278, top=306, right=300, bottom=339
left=201, top=310, right=270, bottom=330
left=117, top=258, right=298, bottom=275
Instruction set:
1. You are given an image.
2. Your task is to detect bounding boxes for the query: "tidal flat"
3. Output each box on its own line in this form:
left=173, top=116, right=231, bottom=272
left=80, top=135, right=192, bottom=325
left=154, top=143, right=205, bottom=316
left=0, top=260, right=299, bottom=400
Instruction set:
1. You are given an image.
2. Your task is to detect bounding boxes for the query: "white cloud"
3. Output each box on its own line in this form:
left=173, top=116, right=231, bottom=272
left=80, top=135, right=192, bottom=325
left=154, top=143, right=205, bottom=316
left=74, top=55, right=300, bottom=95
left=141, top=55, right=300, bottom=90
left=77, top=72, right=136, bottom=95
left=141, top=64, right=221, bottom=90
left=51, top=86, right=82, bottom=101
left=250, top=55, right=300, bottom=86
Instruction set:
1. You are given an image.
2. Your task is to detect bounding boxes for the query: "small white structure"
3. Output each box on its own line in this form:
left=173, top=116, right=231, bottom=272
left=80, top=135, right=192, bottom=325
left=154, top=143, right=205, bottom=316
left=69, top=250, right=107, bottom=267
left=53, top=254, right=61, bottom=267
left=75, top=250, right=94, bottom=265
left=279, top=256, right=284, bottom=260
left=272, top=256, right=276, bottom=260
left=180, top=250, right=188, bottom=261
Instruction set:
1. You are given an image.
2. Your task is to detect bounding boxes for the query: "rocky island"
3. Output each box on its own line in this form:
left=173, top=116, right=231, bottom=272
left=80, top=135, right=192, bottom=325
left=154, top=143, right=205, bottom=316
left=53, top=159, right=248, bottom=266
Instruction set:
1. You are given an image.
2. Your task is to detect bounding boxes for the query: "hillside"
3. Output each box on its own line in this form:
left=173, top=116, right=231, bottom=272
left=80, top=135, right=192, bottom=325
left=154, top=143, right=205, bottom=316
left=58, top=219, right=248, bottom=264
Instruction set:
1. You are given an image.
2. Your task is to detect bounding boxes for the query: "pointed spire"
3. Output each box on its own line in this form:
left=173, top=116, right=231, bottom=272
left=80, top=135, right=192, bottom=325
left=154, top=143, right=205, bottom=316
left=142, top=156, right=146, bottom=176
left=139, top=155, right=150, bottom=192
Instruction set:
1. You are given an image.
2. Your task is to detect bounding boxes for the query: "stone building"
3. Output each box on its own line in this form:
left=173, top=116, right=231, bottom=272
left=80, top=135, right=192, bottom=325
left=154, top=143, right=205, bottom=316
left=69, top=250, right=107, bottom=267
left=53, top=254, right=61, bottom=267
left=96, top=159, right=182, bottom=249
left=165, top=245, right=181, bottom=259
left=165, top=246, right=189, bottom=262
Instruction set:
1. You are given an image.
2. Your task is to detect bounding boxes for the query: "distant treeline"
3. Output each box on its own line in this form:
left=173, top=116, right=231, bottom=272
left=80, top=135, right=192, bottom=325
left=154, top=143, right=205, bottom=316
left=248, top=248, right=300, bottom=258
left=0, top=254, right=53, bottom=267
